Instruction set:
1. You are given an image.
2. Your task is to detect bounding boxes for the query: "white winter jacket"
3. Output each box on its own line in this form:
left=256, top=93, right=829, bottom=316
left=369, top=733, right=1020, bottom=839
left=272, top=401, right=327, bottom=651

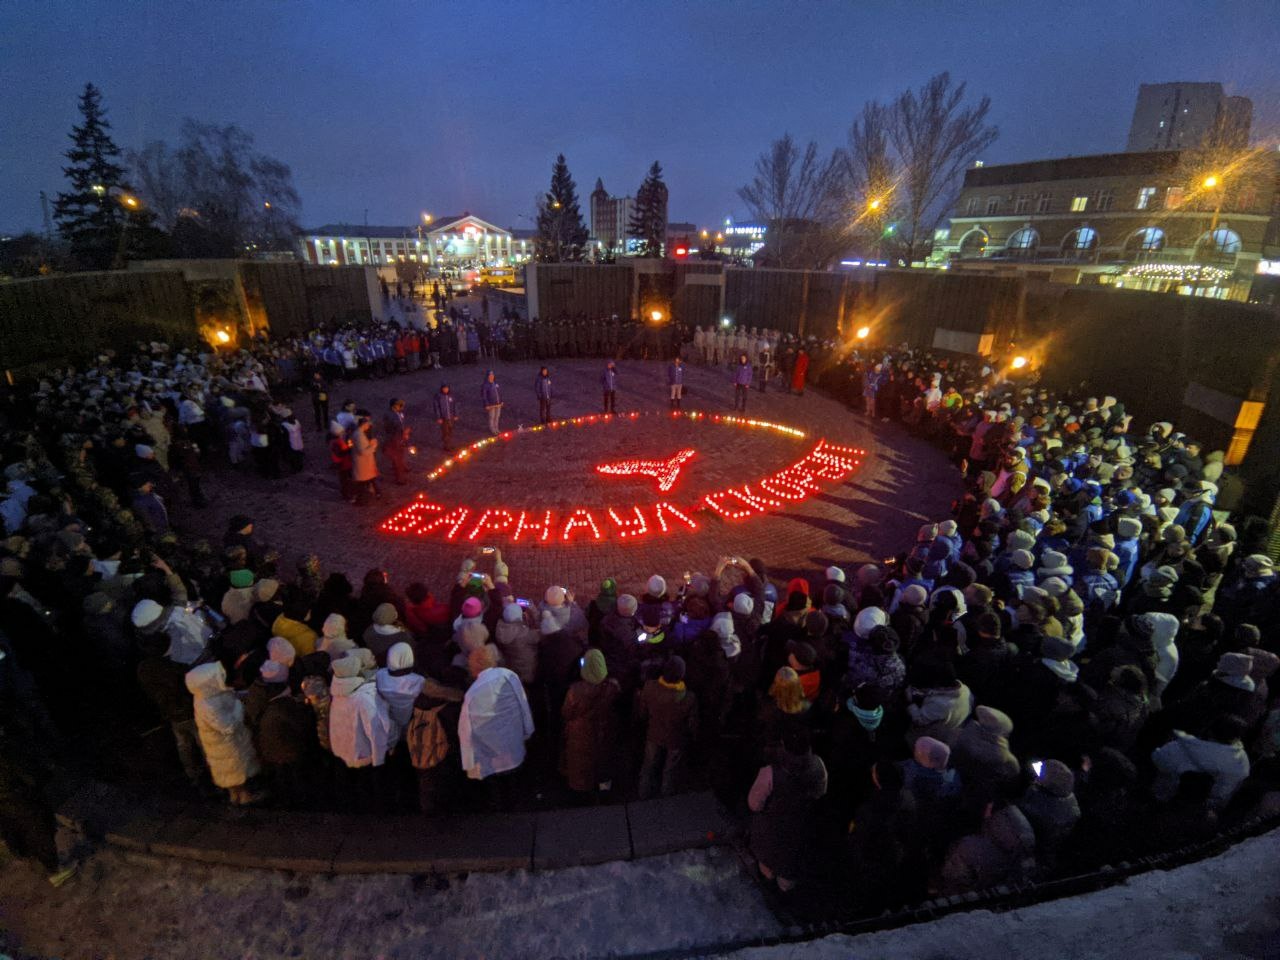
left=185, top=662, right=260, bottom=788
left=329, top=676, right=393, bottom=768
left=1152, top=730, right=1249, bottom=809
left=459, top=667, right=534, bottom=780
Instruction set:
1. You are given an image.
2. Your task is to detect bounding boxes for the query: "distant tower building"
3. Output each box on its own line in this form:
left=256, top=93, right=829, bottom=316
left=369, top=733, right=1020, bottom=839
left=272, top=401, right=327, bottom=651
left=589, top=178, right=634, bottom=255
left=1126, top=82, right=1252, bottom=152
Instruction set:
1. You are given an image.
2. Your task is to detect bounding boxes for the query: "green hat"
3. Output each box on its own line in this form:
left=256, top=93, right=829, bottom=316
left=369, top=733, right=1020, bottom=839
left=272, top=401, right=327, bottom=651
left=581, top=648, right=608, bottom=685
left=228, top=568, right=254, bottom=589
left=598, top=578, right=617, bottom=598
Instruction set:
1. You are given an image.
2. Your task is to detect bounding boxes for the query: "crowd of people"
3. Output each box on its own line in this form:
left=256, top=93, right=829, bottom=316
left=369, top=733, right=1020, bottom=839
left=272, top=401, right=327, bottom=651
left=1, top=318, right=1278, bottom=916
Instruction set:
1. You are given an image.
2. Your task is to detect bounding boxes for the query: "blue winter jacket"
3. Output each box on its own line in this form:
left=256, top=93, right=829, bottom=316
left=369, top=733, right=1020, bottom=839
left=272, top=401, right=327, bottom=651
left=481, top=380, right=501, bottom=406
left=667, top=363, right=684, bottom=386
left=732, top=362, right=753, bottom=386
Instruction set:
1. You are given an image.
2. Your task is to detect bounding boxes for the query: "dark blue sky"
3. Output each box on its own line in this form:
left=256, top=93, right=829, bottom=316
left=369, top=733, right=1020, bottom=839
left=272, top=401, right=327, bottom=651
left=2, top=0, right=1277, bottom=234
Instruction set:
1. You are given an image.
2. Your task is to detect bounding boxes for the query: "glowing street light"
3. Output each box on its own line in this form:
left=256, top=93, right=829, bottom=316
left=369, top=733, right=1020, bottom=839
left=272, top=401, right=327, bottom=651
left=1202, top=174, right=1220, bottom=190
left=422, top=212, right=433, bottom=224
left=121, top=194, right=139, bottom=209
left=700, top=229, right=709, bottom=238
left=215, top=329, right=231, bottom=344
left=1011, top=355, right=1028, bottom=370
left=867, top=198, right=883, bottom=211
left=650, top=309, right=663, bottom=322
left=855, top=325, right=871, bottom=340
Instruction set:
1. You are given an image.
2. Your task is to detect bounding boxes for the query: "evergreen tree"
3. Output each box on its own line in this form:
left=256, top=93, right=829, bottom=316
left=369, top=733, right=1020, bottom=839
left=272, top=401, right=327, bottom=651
left=53, top=83, right=139, bottom=270
left=628, top=161, right=668, bottom=257
left=534, top=154, right=588, bottom=262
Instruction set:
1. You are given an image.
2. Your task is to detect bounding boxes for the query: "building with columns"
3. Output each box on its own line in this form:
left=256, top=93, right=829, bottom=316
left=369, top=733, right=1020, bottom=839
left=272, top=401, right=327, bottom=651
left=298, top=214, right=532, bottom=272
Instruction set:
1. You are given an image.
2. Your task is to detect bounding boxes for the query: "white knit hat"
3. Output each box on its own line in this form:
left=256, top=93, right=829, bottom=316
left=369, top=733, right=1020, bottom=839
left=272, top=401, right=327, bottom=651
left=131, top=598, right=165, bottom=631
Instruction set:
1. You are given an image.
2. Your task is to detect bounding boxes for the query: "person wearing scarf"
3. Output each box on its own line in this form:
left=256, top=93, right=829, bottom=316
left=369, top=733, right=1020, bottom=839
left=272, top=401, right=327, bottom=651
left=636, top=656, right=698, bottom=799
left=375, top=642, right=425, bottom=738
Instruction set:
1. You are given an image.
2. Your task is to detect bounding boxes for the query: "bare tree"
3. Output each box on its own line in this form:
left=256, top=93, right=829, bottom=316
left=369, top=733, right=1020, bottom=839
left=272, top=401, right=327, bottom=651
left=128, top=140, right=185, bottom=231
left=887, top=73, right=998, bottom=261
left=737, top=134, right=844, bottom=269
left=842, top=101, right=901, bottom=259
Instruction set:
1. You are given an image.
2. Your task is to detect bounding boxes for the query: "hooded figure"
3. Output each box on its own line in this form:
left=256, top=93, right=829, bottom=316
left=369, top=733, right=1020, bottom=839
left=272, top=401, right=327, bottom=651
left=328, top=654, right=394, bottom=768
left=376, top=642, right=425, bottom=735
left=459, top=659, right=535, bottom=780
left=184, top=662, right=261, bottom=802
left=559, top=648, right=621, bottom=793
left=132, top=596, right=213, bottom=666
left=494, top=602, right=539, bottom=684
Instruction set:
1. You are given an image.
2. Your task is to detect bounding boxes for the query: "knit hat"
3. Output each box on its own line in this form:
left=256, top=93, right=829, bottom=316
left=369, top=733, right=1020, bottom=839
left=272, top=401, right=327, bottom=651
left=1037, top=759, right=1075, bottom=798
left=1041, top=635, right=1075, bottom=662
left=938, top=519, right=958, bottom=538
left=597, top=578, right=617, bottom=598
left=1010, top=549, right=1035, bottom=571
left=267, top=636, right=296, bottom=666
left=322, top=613, right=347, bottom=639
left=460, top=597, right=483, bottom=619
left=917, top=523, right=938, bottom=542
left=853, top=606, right=888, bottom=640
left=825, top=565, right=846, bottom=583
left=803, top=611, right=828, bottom=638
left=260, top=660, right=289, bottom=683
left=1006, top=529, right=1036, bottom=553
left=545, top=585, right=568, bottom=606
left=1214, top=652, right=1254, bottom=681
left=975, top=705, right=1013, bottom=737
left=786, top=576, right=810, bottom=597
left=1147, top=565, right=1179, bottom=587
left=1087, top=547, right=1119, bottom=572
left=732, top=593, right=755, bottom=616
left=502, top=602, right=524, bottom=623
left=331, top=655, right=361, bottom=678
left=788, top=641, right=817, bottom=670
left=228, top=568, right=254, bottom=589
left=131, top=598, right=165, bottom=632
left=386, top=642, right=415, bottom=671
left=913, top=736, right=951, bottom=770
left=662, top=655, right=687, bottom=683
left=459, top=621, right=490, bottom=652
left=353, top=647, right=377, bottom=672
left=459, top=558, right=477, bottom=574
left=1038, top=550, right=1072, bottom=576
left=581, top=648, right=607, bottom=684
left=254, top=578, right=280, bottom=602
left=901, top=584, right=928, bottom=607
left=372, top=602, right=398, bottom=625
left=1040, top=576, right=1070, bottom=598
left=617, top=594, right=638, bottom=616
left=647, top=575, right=667, bottom=597
left=1243, top=554, right=1274, bottom=578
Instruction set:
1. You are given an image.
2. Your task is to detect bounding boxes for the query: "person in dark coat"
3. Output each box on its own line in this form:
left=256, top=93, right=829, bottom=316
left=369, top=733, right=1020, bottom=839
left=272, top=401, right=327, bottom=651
left=252, top=659, right=319, bottom=807
left=559, top=649, right=620, bottom=797
left=135, top=632, right=205, bottom=788
left=685, top=628, right=732, bottom=749
left=636, top=656, right=698, bottom=798
left=748, top=727, right=828, bottom=891
left=846, top=760, right=924, bottom=912
left=1017, top=759, right=1081, bottom=867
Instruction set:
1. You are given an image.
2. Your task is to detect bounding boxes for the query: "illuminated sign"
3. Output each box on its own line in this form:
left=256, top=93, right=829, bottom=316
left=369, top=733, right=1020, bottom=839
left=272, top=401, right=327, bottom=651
left=379, top=411, right=864, bottom=545
left=1258, top=260, right=1280, bottom=276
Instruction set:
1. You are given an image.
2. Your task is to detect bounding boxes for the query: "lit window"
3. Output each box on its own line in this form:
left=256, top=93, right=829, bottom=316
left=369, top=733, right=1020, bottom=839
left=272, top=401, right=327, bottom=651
left=1136, top=187, right=1156, bottom=210
left=1166, top=186, right=1185, bottom=208
left=1198, top=228, right=1242, bottom=256
left=1070, top=196, right=1088, bottom=212
left=1062, top=227, right=1099, bottom=255
left=1159, top=120, right=1166, bottom=128
left=1036, top=192, right=1052, bottom=213
left=986, top=197, right=1000, bottom=215
left=1126, top=227, right=1165, bottom=253
left=1006, top=227, right=1039, bottom=256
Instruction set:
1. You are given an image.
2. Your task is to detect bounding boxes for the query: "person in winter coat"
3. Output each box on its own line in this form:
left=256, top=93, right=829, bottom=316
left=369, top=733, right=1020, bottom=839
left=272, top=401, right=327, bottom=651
left=1090, top=665, right=1151, bottom=754
left=480, top=370, right=504, bottom=435
left=403, top=582, right=451, bottom=637
left=1113, top=516, right=1143, bottom=587
left=494, top=601, right=539, bottom=685
left=375, top=642, right=425, bottom=738
left=363, top=602, right=415, bottom=666
left=667, top=357, right=685, bottom=410
left=560, top=649, right=620, bottom=796
left=935, top=801, right=1037, bottom=896
left=1167, top=652, right=1263, bottom=737
left=184, top=662, right=262, bottom=805
left=636, top=656, right=699, bottom=798
left=949, top=706, right=1020, bottom=807
left=540, top=585, right=589, bottom=643
left=534, top=366, right=554, bottom=424
left=904, top=661, right=974, bottom=748
left=732, top=354, right=752, bottom=411
left=328, top=653, right=393, bottom=769
left=1017, top=759, right=1080, bottom=866
left=131, top=590, right=213, bottom=668
left=221, top=568, right=255, bottom=625
left=459, top=646, right=535, bottom=799
left=272, top=594, right=319, bottom=657
left=748, top=727, right=828, bottom=891
left=136, top=632, right=205, bottom=787
left=253, top=660, right=318, bottom=807
left=351, top=418, right=380, bottom=504
left=600, top=361, right=619, bottom=414
left=1152, top=714, right=1251, bottom=811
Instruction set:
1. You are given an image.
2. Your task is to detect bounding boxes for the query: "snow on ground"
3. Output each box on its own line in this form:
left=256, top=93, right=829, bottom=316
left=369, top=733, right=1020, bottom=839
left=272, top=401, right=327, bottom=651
left=720, top=830, right=1280, bottom=960
left=2, top=831, right=1278, bottom=960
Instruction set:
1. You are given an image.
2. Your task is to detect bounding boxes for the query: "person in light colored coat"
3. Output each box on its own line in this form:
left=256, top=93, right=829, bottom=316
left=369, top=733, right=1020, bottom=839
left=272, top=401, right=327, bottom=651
left=184, top=662, right=261, bottom=804
left=329, top=653, right=393, bottom=768
left=1152, top=714, right=1250, bottom=811
left=459, top=647, right=535, bottom=781
left=375, top=642, right=425, bottom=738
left=351, top=418, right=380, bottom=502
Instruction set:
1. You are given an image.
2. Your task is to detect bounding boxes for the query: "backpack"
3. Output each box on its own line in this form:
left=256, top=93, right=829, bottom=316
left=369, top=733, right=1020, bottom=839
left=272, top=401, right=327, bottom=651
left=406, top=703, right=450, bottom=770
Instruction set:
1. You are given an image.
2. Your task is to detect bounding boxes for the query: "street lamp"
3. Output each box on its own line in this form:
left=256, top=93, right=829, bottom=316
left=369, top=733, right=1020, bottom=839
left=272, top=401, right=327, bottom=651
left=1011, top=355, right=1028, bottom=370
left=650, top=309, right=663, bottom=323
left=867, top=198, right=882, bottom=211
left=1202, top=173, right=1223, bottom=233
left=855, top=326, right=870, bottom=340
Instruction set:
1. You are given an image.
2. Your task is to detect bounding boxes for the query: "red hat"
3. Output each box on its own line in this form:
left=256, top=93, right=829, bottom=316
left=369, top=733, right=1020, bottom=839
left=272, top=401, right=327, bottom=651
left=786, top=577, right=810, bottom=597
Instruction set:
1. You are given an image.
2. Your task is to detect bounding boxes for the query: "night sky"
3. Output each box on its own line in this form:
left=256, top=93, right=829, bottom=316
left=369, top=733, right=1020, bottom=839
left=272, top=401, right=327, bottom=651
left=2, top=0, right=1277, bottom=234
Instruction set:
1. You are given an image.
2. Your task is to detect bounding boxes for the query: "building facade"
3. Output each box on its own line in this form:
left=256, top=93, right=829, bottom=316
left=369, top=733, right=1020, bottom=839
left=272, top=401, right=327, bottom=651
left=930, top=150, right=1280, bottom=301
left=1126, top=82, right=1252, bottom=153
left=589, top=179, right=634, bottom=255
left=299, top=214, right=532, bottom=271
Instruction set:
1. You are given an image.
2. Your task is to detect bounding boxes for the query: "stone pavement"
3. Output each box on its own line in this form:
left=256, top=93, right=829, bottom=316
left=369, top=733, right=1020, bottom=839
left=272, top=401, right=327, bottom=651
left=172, top=359, right=959, bottom=597
left=57, top=778, right=734, bottom=875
